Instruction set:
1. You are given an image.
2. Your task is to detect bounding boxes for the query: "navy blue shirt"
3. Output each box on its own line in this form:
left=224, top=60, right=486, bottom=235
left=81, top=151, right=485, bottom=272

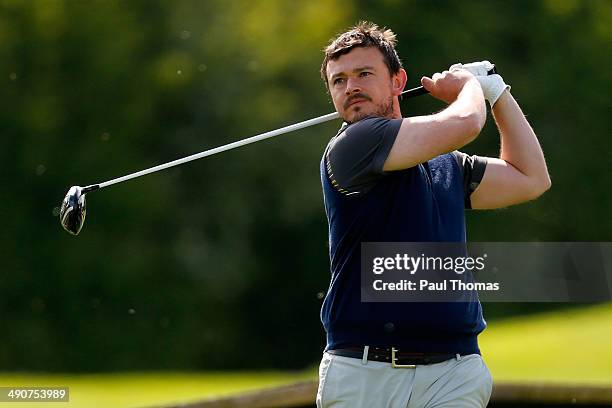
left=320, top=117, right=488, bottom=354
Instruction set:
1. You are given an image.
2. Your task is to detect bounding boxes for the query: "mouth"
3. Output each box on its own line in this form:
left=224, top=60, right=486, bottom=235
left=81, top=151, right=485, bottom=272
left=346, top=99, right=368, bottom=109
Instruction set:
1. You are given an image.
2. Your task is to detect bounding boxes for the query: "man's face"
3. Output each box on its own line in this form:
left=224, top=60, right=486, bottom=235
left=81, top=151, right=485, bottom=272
left=326, top=46, right=399, bottom=123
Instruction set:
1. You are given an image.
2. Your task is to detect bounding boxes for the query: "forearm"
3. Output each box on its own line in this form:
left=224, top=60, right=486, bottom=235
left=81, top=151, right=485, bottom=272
left=441, top=78, right=487, bottom=135
left=492, top=90, right=551, bottom=189
left=384, top=78, right=485, bottom=171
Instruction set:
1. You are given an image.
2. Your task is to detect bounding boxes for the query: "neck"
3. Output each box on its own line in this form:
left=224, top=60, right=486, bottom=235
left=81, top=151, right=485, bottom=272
left=386, top=96, right=402, bottom=120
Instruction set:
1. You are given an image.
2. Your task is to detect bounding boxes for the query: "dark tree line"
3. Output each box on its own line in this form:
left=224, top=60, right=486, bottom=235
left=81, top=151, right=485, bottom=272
left=1, top=0, right=610, bottom=371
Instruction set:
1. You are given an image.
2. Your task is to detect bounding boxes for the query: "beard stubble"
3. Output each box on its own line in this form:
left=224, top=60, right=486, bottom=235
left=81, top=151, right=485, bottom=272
left=347, top=96, right=395, bottom=123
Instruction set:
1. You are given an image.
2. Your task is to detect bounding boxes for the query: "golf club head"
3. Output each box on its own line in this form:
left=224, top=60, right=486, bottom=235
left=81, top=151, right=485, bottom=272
left=60, top=186, right=87, bottom=235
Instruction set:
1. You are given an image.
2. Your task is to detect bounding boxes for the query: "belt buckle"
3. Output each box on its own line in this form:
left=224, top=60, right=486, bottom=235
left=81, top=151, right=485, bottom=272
left=391, top=347, right=416, bottom=369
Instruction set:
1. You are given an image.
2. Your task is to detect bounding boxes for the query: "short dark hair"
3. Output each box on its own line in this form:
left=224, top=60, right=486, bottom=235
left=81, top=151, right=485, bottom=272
left=320, top=21, right=403, bottom=88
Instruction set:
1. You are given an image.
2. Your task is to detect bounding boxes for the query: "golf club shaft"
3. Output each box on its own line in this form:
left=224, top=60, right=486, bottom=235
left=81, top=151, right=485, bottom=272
left=87, top=85, right=428, bottom=192
left=96, top=111, right=341, bottom=190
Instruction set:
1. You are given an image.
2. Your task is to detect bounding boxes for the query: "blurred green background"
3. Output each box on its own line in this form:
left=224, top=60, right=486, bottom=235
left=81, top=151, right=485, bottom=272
left=2, top=0, right=611, bottom=391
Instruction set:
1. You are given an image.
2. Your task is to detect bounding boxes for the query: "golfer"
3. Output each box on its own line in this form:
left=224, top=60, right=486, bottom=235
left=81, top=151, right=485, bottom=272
left=317, top=22, right=550, bottom=407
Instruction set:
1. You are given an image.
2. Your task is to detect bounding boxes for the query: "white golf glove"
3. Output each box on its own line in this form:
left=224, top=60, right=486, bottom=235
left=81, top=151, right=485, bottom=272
left=449, top=60, right=510, bottom=106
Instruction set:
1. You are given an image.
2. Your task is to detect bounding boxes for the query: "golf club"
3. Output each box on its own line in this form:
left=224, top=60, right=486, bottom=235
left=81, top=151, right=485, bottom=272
left=60, top=68, right=497, bottom=235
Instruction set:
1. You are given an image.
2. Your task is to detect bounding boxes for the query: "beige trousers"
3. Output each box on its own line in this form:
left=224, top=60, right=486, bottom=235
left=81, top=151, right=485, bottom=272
left=317, top=351, right=493, bottom=408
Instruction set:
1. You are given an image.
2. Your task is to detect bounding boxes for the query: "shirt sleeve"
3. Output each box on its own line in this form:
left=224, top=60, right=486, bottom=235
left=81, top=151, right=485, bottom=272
left=451, top=151, right=488, bottom=209
left=325, top=117, right=403, bottom=195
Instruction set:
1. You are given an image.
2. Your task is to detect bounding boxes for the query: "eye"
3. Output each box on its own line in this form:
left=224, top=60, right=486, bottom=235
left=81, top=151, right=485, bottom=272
left=333, top=77, right=345, bottom=86
left=359, top=71, right=372, bottom=77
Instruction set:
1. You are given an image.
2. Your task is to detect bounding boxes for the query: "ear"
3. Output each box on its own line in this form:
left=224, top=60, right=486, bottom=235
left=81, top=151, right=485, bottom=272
left=391, top=68, right=408, bottom=97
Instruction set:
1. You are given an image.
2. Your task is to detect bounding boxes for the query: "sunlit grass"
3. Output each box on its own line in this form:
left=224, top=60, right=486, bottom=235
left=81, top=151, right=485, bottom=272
left=0, top=371, right=315, bottom=408
left=480, top=302, right=612, bottom=384
left=0, top=303, right=610, bottom=408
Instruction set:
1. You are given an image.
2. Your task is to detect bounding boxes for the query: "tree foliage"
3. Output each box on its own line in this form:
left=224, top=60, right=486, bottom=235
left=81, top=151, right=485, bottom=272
left=1, top=0, right=610, bottom=371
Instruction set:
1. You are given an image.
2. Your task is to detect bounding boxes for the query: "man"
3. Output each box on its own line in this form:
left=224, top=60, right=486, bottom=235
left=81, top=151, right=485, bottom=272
left=317, top=22, right=551, bottom=407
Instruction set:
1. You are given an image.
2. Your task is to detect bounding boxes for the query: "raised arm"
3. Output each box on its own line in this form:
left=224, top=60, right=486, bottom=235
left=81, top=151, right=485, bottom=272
left=383, top=70, right=486, bottom=171
left=448, top=61, right=551, bottom=209
left=470, top=90, right=551, bottom=209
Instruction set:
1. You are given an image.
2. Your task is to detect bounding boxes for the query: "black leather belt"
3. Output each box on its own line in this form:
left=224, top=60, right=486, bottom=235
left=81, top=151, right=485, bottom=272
left=327, top=346, right=464, bottom=368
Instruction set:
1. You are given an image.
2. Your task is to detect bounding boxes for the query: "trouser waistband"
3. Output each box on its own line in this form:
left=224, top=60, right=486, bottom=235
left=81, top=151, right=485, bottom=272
left=327, top=346, right=466, bottom=367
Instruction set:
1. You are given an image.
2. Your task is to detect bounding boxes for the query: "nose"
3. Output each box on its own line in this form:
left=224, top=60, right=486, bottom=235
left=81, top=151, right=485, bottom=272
left=345, top=77, right=361, bottom=95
